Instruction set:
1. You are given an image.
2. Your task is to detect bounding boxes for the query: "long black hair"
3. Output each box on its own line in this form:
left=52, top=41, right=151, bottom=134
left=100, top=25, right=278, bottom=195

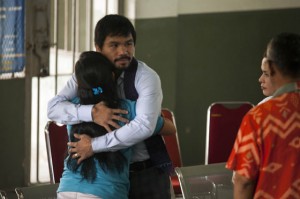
left=67, top=51, right=127, bottom=182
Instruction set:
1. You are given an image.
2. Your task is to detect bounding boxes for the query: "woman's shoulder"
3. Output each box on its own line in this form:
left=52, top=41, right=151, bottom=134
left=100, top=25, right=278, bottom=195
left=119, top=99, right=136, bottom=122
left=119, top=99, right=136, bottom=109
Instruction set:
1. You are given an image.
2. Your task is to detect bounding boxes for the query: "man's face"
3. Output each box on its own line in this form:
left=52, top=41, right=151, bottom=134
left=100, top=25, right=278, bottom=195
left=258, top=57, right=279, bottom=96
left=96, top=34, right=135, bottom=70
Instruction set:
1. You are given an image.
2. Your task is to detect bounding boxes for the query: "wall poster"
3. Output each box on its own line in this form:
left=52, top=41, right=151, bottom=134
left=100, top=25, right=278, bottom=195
left=0, top=0, right=25, bottom=74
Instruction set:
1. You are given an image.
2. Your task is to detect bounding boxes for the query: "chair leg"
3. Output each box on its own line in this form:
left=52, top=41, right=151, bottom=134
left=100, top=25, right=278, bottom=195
left=0, top=190, right=8, bottom=199
left=15, top=188, right=24, bottom=199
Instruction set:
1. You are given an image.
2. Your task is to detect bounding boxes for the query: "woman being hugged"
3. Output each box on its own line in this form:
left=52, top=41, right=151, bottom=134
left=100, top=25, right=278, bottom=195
left=57, top=51, right=132, bottom=199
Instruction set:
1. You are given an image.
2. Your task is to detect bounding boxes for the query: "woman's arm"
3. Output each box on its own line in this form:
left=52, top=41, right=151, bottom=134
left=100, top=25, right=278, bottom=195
left=232, top=172, right=256, bottom=199
left=159, top=118, right=176, bottom=136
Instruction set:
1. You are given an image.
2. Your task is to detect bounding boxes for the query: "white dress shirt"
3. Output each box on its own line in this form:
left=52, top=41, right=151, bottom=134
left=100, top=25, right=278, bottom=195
left=47, top=60, right=163, bottom=162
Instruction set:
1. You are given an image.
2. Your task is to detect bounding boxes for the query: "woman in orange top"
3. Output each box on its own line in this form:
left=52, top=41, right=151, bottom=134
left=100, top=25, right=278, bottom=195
left=226, top=32, right=300, bottom=198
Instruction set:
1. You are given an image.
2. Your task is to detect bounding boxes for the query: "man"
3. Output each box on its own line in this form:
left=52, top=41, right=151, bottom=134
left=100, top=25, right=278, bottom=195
left=48, top=15, right=172, bottom=198
left=226, top=32, right=300, bottom=198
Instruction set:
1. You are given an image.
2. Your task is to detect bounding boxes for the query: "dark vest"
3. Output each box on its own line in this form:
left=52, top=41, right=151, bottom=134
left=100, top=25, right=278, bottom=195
left=123, top=58, right=173, bottom=174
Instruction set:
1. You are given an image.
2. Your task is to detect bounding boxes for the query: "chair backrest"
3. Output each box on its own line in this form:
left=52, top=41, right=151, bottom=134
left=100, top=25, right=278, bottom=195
left=205, top=101, right=254, bottom=164
left=45, top=121, right=69, bottom=183
left=161, top=108, right=182, bottom=168
left=175, top=163, right=233, bottom=199
left=15, top=183, right=59, bottom=199
left=0, top=190, right=7, bottom=199
left=161, top=108, right=182, bottom=195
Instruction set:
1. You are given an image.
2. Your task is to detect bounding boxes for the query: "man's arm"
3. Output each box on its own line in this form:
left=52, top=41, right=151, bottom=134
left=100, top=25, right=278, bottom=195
left=232, top=172, right=255, bottom=199
left=47, top=74, right=94, bottom=124
left=47, top=74, right=128, bottom=129
left=68, top=113, right=174, bottom=163
left=92, top=65, right=163, bottom=150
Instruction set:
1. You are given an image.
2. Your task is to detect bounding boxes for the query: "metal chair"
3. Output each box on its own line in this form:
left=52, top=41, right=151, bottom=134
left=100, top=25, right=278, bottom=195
left=15, top=183, right=59, bottom=199
left=44, top=121, right=69, bottom=183
left=175, top=163, right=233, bottom=199
left=205, top=101, right=254, bottom=164
left=0, top=190, right=7, bottom=199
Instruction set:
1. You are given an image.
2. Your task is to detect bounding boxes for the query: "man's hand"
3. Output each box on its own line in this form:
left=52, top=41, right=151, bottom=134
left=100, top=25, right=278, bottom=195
left=92, top=101, right=129, bottom=132
left=68, top=134, right=94, bottom=164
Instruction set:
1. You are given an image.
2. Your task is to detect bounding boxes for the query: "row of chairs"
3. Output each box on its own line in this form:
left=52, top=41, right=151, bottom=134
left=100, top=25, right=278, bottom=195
left=4, top=102, right=252, bottom=199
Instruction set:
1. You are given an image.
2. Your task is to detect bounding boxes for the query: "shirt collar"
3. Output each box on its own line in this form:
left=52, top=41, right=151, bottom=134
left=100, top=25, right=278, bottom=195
left=273, top=81, right=300, bottom=97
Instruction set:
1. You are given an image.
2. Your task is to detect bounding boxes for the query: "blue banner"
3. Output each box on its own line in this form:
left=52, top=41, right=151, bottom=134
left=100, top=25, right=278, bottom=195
left=0, top=0, right=25, bottom=74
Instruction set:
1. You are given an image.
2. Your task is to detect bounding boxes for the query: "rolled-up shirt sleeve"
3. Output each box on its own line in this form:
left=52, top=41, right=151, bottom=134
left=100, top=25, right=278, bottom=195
left=47, top=74, right=94, bottom=124
left=92, top=62, right=163, bottom=152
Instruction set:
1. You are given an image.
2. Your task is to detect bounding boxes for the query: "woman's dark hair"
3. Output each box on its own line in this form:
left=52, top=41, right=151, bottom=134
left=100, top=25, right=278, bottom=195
left=94, top=14, right=136, bottom=49
left=266, top=32, right=300, bottom=79
left=67, top=51, right=127, bottom=182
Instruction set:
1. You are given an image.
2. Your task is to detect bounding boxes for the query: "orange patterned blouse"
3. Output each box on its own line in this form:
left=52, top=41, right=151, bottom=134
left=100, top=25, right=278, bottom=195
left=226, top=81, right=300, bottom=198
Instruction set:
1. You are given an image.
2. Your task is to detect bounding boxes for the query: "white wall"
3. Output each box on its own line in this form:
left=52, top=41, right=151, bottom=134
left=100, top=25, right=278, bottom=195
left=178, top=0, right=300, bottom=14
left=125, top=0, right=300, bottom=19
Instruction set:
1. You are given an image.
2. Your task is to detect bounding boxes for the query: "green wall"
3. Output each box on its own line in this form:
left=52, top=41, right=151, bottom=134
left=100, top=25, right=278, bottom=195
left=135, top=17, right=178, bottom=111
left=0, top=79, right=26, bottom=189
left=135, top=8, right=300, bottom=166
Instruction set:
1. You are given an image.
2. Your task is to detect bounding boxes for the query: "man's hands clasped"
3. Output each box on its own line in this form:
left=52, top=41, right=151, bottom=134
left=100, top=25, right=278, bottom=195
left=68, top=102, right=128, bottom=164
left=68, top=134, right=94, bottom=164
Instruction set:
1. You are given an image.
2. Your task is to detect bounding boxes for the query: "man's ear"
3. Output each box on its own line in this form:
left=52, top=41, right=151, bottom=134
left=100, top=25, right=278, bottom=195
left=95, top=44, right=101, bottom=52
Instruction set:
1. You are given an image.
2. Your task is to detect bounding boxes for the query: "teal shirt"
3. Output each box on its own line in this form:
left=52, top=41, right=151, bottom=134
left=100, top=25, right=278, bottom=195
left=58, top=99, right=135, bottom=199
